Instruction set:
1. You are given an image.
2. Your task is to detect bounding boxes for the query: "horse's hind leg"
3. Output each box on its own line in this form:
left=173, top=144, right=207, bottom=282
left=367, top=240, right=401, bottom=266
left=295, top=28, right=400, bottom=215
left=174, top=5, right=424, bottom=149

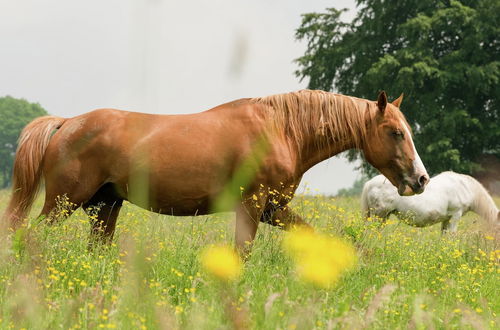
left=260, top=206, right=312, bottom=230
left=83, top=183, right=123, bottom=245
left=39, top=172, right=102, bottom=224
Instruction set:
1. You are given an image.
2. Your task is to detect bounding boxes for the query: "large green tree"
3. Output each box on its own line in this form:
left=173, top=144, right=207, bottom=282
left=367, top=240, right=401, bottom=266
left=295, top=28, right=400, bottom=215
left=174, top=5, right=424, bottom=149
left=296, top=0, right=500, bottom=176
left=0, top=96, right=48, bottom=188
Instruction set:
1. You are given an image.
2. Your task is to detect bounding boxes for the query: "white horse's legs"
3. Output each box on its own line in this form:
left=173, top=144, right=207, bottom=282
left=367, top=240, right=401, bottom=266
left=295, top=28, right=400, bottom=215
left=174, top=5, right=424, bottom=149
left=441, top=220, right=452, bottom=233
left=449, top=219, right=459, bottom=233
left=449, top=212, right=462, bottom=233
left=441, top=212, right=461, bottom=234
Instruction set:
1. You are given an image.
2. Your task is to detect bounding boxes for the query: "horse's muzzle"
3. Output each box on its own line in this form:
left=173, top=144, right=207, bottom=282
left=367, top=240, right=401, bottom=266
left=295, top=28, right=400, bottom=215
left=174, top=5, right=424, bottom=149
left=413, top=173, right=430, bottom=193
left=398, top=173, right=429, bottom=196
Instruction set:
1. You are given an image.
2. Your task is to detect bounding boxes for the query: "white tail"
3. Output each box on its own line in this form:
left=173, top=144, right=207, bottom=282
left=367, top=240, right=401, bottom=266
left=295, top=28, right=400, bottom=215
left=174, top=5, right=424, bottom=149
left=466, top=175, right=499, bottom=224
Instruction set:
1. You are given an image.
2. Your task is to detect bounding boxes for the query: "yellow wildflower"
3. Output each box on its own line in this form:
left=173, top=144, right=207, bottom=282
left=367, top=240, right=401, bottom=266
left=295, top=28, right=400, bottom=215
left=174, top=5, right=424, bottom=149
left=200, top=245, right=242, bottom=281
left=283, top=226, right=357, bottom=288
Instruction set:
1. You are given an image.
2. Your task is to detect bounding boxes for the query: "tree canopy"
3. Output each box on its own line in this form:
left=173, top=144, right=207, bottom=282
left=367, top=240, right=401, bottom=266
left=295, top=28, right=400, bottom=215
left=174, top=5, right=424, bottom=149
left=296, top=0, right=500, bottom=176
left=0, top=96, right=48, bottom=188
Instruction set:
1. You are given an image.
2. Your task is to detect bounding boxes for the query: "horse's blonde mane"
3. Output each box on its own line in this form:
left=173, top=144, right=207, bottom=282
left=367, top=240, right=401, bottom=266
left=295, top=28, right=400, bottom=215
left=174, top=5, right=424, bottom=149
left=252, top=90, right=377, bottom=152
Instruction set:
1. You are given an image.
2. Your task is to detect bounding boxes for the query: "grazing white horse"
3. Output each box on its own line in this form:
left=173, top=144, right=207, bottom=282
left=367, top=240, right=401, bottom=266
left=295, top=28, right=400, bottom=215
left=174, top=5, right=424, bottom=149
left=361, top=171, right=499, bottom=232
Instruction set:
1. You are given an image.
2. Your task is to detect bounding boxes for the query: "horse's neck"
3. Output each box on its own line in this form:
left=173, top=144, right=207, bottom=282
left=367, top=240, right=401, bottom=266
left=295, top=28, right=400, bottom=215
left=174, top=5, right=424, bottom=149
left=297, top=137, right=356, bottom=174
left=296, top=102, right=365, bottom=173
left=467, top=177, right=499, bottom=222
left=259, top=91, right=370, bottom=175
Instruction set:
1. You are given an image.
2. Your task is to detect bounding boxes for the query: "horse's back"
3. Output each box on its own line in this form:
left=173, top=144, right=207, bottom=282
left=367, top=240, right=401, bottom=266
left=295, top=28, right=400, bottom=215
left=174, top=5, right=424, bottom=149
left=45, top=106, right=253, bottom=165
left=44, top=106, right=233, bottom=170
left=45, top=108, right=150, bottom=162
left=429, top=172, right=475, bottom=207
left=399, top=171, right=474, bottom=224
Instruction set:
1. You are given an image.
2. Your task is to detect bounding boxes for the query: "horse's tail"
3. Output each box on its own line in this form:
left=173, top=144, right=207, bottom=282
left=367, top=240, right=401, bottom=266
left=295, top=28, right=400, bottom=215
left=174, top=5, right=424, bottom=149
left=466, top=175, right=499, bottom=224
left=3, top=116, right=66, bottom=229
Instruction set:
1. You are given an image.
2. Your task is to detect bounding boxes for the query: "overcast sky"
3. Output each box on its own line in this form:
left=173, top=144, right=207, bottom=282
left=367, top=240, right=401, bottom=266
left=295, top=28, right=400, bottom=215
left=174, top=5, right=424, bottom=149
left=0, top=0, right=360, bottom=195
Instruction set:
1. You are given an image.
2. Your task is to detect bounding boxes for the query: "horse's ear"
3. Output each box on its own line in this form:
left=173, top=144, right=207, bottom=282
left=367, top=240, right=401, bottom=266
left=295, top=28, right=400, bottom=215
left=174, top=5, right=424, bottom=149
left=377, top=91, right=387, bottom=113
left=392, top=93, right=404, bottom=108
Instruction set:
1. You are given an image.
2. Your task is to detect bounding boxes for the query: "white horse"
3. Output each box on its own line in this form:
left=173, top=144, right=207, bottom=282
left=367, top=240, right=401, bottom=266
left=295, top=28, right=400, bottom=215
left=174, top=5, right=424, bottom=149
left=361, top=171, right=499, bottom=232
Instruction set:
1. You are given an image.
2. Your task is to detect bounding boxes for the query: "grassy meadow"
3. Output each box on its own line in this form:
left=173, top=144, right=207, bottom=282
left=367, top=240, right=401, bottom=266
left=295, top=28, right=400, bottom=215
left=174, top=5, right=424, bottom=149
left=0, top=189, right=498, bottom=329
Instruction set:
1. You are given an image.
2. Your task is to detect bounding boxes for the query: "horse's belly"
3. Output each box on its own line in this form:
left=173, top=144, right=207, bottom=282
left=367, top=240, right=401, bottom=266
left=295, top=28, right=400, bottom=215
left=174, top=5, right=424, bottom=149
left=404, top=210, right=448, bottom=227
left=131, top=194, right=211, bottom=216
left=155, top=202, right=211, bottom=216
left=113, top=178, right=214, bottom=216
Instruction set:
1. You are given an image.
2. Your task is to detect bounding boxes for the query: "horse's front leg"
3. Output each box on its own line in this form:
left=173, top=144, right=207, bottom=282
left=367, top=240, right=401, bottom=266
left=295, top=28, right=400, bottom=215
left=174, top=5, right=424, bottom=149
left=441, top=212, right=461, bottom=234
left=440, top=220, right=451, bottom=233
left=235, top=204, right=261, bottom=257
left=269, top=207, right=312, bottom=230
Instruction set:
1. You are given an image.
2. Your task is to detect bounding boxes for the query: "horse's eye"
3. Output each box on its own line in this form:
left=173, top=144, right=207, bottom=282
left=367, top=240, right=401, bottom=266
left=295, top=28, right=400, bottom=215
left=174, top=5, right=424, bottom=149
left=392, top=129, right=404, bottom=138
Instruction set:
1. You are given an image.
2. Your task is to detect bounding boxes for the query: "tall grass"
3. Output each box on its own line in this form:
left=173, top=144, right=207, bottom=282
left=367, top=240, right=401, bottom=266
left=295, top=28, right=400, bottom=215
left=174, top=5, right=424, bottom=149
left=0, top=190, right=498, bottom=329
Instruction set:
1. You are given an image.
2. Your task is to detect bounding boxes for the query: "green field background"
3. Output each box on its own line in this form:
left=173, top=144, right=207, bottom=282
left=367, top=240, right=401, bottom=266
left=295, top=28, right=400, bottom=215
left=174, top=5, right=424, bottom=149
left=0, top=191, right=498, bottom=329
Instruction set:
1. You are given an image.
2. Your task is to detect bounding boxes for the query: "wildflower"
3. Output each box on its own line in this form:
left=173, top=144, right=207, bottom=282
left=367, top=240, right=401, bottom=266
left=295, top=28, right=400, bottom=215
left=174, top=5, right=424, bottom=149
left=283, top=227, right=357, bottom=288
left=200, top=245, right=242, bottom=281
left=451, top=249, right=463, bottom=258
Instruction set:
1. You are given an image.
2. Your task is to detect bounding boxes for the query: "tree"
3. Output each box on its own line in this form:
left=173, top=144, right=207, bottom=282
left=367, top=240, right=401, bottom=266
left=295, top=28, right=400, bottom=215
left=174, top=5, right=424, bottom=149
left=0, top=96, right=48, bottom=188
left=295, top=0, right=500, bottom=176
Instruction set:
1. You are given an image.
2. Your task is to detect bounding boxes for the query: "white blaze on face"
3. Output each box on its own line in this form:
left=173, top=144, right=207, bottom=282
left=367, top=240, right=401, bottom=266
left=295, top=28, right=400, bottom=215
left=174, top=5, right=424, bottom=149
left=400, top=119, right=426, bottom=176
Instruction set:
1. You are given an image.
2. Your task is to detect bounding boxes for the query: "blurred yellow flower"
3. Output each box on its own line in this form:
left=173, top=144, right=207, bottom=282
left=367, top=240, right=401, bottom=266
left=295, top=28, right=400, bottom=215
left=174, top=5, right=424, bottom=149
left=201, top=245, right=242, bottom=281
left=283, top=227, right=357, bottom=288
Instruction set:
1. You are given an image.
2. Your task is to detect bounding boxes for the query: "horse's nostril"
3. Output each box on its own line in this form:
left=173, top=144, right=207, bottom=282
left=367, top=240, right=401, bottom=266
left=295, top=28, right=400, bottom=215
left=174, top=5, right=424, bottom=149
left=418, top=174, right=429, bottom=187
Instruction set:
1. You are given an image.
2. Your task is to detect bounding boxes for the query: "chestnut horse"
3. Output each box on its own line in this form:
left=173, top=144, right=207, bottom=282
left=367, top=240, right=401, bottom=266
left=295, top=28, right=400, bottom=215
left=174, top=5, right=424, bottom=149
left=3, top=90, right=429, bottom=251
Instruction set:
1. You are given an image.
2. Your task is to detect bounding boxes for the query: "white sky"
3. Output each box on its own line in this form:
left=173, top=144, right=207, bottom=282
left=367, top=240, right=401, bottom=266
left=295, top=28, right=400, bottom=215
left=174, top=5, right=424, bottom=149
left=0, top=0, right=360, bottom=195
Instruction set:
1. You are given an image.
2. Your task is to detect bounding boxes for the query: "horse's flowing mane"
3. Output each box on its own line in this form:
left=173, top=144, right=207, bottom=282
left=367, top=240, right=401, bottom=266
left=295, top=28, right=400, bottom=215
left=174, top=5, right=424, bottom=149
left=252, top=90, right=376, bottom=152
